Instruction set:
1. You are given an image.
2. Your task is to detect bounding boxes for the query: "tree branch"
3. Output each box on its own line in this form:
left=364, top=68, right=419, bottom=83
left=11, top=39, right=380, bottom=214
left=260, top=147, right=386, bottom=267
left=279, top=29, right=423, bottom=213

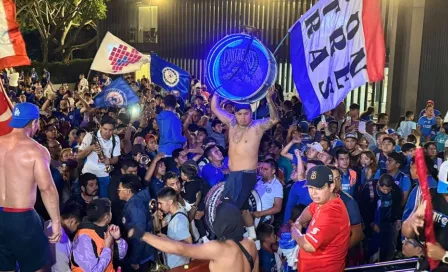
left=69, top=35, right=98, bottom=52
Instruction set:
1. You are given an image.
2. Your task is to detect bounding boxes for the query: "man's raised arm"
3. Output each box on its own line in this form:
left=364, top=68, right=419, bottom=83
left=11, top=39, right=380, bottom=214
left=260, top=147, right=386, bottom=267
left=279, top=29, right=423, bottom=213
left=211, top=93, right=233, bottom=125
left=257, top=86, right=279, bottom=132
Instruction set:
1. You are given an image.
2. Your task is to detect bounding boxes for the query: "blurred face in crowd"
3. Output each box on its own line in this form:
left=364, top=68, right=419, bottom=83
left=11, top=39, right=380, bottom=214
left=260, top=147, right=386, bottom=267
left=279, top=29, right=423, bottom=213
left=69, top=129, right=77, bottom=143
left=175, top=151, right=187, bottom=166
left=259, top=162, right=275, bottom=181
left=198, top=116, right=208, bottom=127
left=61, top=149, right=74, bottom=162
left=309, top=127, right=317, bottom=138
left=426, top=144, right=438, bottom=158
left=156, top=161, right=167, bottom=176
left=344, top=137, right=357, bottom=151
left=269, top=144, right=281, bottom=156
left=121, top=166, right=138, bottom=176
left=426, top=106, right=434, bottom=118
left=45, top=125, right=57, bottom=140
left=386, top=157, right=400, bottom=172
left=337, top=154, right=350, bottom=170
left=147, top=138, right=158, bottom=152
left=166, top=177, right=181, bottom=193
left=382, top=139, right=395, bottom=154
left=307, top=147, right=319, bottom=160
left=350, top=108, right=359, bottom=118
left=213, top=123, right=223, bottom=134
left=117, top=183, right=133, bottom=201
left=307, top=182, right=335, bottom=205
left=192, top=111, right=201, bottom=123
left=436, top=116, right=443, bottom=126
left=330, top=169, right=342, bottom=192
left=235, top=109, right=252, bottom=127
left=196, top=130, right=207, bottom=144
left=360, top=153, right=373, bottom=167
left=318, top=151, right=333, bottom=165
left=47, top=140, right=62, bottom=161
left=320, top=140, right=329, bottom=151
left=100, top=123, right=114, bottom=140
left=378, top=182, right=393, bottom=195
left=208, top=146, right=224, bottom=162
left=377, top=134, right=386, bottom=147
left=329, top=122, right=338, bottom=134
left=60, top=99, right=69, bottom=112
left=82, top=179, right=98, bottom=196
left=224, top=103, right=234, bottom=114
left=158, top=197, right=173, bottom=214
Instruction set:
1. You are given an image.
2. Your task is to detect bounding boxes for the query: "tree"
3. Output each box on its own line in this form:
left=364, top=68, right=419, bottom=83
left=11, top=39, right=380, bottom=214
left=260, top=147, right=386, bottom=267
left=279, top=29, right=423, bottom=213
left=16, top=0, right=109, bottom=64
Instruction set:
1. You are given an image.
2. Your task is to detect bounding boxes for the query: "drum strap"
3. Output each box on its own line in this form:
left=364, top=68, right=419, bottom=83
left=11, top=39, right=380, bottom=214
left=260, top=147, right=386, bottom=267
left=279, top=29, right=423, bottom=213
left=235, top=241, right=254, bottom=271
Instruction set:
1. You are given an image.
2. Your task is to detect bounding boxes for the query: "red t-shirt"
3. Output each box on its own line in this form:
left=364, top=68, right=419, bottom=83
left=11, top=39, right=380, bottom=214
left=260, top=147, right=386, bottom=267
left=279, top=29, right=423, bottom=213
left=299, top=196, right=350, bottom=272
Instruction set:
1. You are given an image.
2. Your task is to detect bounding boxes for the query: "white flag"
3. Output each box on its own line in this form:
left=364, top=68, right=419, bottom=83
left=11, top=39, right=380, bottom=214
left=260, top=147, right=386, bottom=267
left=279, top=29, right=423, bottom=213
left=90, top=32, right=150, bottom=74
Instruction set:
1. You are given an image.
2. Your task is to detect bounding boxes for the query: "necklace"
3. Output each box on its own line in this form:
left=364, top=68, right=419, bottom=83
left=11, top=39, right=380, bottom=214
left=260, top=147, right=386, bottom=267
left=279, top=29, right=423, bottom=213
left=232, top=122, right=252, bottom=144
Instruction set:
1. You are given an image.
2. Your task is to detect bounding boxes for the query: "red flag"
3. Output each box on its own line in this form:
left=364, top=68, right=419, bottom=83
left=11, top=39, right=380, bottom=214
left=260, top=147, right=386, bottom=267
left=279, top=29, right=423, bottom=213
left=415, top=147, right=440, bottom=270
left=0, top=82, right=13, bottom=136
left=0, top=0, right=30, bottom=70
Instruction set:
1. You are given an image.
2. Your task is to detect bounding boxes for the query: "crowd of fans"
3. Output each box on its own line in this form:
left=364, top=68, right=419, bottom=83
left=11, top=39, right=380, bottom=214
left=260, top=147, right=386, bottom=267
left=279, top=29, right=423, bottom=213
left=3, top=67, right=448, bottom=272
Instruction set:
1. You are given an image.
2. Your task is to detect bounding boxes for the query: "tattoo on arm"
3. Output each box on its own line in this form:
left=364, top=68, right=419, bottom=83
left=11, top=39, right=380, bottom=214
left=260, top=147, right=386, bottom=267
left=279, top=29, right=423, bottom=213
left=259, top=102, right=279, bottom=132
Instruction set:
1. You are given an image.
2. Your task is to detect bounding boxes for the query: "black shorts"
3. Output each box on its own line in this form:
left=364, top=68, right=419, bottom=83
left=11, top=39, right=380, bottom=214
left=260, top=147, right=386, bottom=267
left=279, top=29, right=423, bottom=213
left=0, top=208, right=50, bottom=271
left=222, top=170, right=258, bottom=210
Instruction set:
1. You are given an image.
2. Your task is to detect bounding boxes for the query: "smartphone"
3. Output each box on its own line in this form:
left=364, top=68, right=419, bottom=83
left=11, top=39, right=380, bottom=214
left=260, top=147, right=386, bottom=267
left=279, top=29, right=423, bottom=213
left=321, top=115, right=327, bottom=128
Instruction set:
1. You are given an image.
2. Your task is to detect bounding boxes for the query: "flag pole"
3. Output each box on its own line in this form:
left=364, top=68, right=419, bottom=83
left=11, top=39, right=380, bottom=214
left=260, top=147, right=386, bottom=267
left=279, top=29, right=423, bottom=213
left=273, top=32, right=290, bottom=56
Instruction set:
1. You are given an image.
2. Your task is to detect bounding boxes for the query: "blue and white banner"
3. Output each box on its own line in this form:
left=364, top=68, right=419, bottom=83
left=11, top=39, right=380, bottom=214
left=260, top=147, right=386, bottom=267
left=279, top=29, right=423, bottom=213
left=150, top=54, right=190, bottom=100
left=289, top=0, right=385, bottom=120
left=94, top=77, right=139, bottom=108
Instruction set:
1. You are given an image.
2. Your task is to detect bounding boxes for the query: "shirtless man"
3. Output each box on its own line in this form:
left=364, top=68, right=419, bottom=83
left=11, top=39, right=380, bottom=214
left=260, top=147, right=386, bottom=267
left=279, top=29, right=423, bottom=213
left=211, top=86, right=279, bottom=239
left=0, top=103, right=61, bottom=272
left=130, top=201, right=259, bottom=272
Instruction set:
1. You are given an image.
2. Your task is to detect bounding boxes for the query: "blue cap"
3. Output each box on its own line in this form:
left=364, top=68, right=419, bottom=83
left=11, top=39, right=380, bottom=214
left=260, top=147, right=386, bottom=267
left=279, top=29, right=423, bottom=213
left=9, top=103, right=40, bottom=128
left=234, top=103, right=251, bottom=112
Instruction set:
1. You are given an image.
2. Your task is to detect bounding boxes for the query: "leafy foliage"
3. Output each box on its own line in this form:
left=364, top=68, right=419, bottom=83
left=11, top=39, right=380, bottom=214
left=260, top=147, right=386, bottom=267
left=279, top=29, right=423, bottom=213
left=16, top=0, right=110, bottom=64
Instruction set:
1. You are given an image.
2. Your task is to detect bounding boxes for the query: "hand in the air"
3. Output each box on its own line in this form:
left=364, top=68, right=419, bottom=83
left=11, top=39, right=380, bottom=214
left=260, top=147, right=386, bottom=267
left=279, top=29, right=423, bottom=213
left=411, top=200, right=426, bottom=236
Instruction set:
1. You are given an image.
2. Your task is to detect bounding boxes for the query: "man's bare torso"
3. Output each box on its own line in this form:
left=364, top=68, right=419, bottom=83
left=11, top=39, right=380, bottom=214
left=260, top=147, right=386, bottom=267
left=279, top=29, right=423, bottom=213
left=228, top=120, right=262, bottom=172
left=0, top=132, right=43, bottom=208
left=209, top=238, right=258, bottom=272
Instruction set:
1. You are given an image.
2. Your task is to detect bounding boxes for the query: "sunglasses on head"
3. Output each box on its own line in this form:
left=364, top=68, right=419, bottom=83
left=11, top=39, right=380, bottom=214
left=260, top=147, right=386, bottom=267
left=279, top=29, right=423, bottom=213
left=379, top=183, right=392, bottom=188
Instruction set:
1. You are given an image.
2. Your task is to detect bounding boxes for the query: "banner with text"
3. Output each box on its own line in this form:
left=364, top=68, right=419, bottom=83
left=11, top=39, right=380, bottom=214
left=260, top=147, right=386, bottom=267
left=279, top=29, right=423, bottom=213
left=289, top=0, right=385, bottom=120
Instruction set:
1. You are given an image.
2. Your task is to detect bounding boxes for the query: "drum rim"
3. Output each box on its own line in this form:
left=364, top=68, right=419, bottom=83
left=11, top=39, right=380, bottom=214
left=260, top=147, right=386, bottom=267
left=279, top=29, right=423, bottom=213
left=205, top=33, right=278, bottom=104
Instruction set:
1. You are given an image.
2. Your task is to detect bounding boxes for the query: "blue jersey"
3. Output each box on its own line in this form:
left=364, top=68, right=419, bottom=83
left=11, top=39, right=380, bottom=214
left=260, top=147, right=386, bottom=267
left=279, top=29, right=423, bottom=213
left=418, top=116, right=436, bottom=137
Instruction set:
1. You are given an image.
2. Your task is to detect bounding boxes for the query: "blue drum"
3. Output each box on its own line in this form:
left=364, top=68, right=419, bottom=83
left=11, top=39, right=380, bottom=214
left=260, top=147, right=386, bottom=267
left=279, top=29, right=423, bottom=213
left=206, top=34, right=277, bottom=104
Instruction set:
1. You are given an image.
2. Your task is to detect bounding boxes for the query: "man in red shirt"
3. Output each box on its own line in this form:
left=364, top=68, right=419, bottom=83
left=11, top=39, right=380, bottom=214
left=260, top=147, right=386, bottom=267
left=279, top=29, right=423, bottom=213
left=292, top=165, right=350, bottom=272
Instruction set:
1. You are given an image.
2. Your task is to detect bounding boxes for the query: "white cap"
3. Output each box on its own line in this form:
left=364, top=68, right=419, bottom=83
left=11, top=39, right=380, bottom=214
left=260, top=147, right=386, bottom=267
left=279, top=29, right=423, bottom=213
left=307, top=142, right=324, bottom=153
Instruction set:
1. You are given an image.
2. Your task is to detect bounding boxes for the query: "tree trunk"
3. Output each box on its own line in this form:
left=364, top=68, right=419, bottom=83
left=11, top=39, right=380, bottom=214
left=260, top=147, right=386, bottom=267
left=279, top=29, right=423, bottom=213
left=42, top=39, right=49, bottom=65
left=62, top=50, right=71, bottom=64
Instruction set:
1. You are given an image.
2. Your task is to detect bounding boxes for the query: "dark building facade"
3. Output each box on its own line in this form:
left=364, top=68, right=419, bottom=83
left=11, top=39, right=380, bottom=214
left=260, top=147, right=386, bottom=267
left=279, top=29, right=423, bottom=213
left=99, top=0, right=393, bottom=113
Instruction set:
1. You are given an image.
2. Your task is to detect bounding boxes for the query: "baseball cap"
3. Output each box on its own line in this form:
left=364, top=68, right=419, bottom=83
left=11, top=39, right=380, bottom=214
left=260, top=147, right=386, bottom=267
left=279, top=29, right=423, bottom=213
left=305, top=165, right=334, bottom=188
left=344, top=133, right=358, bottom=140
left=234, top=103, right=251, bottom=112
left=307, top=142, right=323, bottom=153
left=9, top=103, right=40, bottom=128
left=426, top=100, right=435, bottom=106
left=438, top=161, right=448, bottom=194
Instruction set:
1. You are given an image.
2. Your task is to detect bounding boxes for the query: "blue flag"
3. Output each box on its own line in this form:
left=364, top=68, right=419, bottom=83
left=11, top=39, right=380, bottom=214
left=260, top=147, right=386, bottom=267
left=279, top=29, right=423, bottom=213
left=150, top=53, right=190, bottom=99
left=94, top=77, right=139, bottom=108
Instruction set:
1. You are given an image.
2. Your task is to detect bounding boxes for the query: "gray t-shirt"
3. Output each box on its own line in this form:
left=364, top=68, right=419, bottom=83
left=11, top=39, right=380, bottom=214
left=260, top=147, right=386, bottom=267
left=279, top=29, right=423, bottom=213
left=166, top=210, right=191, bottom=268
